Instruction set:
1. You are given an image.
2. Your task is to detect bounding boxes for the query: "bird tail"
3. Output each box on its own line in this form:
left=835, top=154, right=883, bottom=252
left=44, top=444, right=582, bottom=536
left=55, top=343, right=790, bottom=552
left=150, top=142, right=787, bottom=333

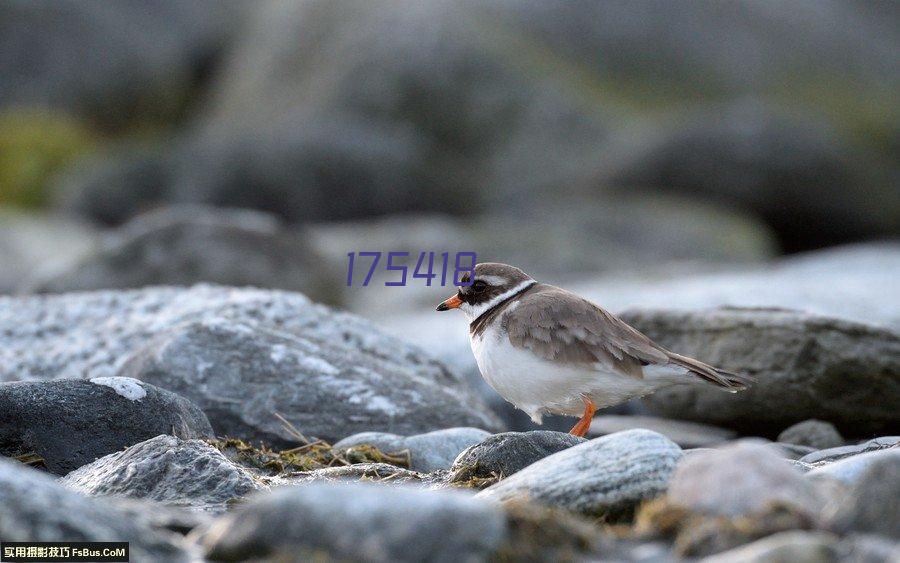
left=666, top=352, right=755, bottom=392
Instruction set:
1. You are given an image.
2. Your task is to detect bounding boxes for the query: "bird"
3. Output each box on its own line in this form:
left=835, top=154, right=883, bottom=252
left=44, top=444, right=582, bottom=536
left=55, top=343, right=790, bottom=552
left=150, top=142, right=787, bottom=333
left=436, top=262, right=752, bottom=437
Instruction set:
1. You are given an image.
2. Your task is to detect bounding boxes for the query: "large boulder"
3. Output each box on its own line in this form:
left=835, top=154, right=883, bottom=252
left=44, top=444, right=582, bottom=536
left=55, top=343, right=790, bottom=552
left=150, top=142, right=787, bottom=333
left=0, top=458, right=193, bottom=561
left=60, top=435, right=264, bottom=509
left=0, top=378, right=212, bottom=475
left=27, top=205, right=332, bottom=302
left=0, top=0, right=240, bottom=128
left=0, top=286, right=501, bottom=445
left=118, top=318, right=500, bottom=445
left=197, top=482, right=507, bottom=562
left=618, top=308, right=900, bottom=437
left=601, top=100, right=899, bottom=251
left=476, top=429, right=681, bottom=518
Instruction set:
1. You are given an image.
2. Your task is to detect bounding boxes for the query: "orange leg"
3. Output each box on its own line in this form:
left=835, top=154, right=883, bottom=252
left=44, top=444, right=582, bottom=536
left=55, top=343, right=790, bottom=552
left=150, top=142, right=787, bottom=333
left=568, top=396, right=597, bottom=437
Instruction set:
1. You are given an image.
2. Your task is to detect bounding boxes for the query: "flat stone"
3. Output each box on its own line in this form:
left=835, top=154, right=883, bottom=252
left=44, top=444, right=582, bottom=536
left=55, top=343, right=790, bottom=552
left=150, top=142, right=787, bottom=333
left=198, top=482, right=507, bottom=562
left=60, top=435, right=264, bottom=510
left=588, top=415, right=736, bottom=448
left=0, top=458, right=193, bottom=561
left=449, top=431, right=585, bottom=485
left=0, top=378, right=212, bottom=475
left=476, top=429, right=681, bottom=518
left=334, top=428, right=491, bottom=472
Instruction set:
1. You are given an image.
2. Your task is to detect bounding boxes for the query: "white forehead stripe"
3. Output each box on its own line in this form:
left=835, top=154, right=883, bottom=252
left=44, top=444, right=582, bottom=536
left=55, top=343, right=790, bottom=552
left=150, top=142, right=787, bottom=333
left=459, top=280, right=536, bottom=321
left=478, top=275, right=508, bottom=285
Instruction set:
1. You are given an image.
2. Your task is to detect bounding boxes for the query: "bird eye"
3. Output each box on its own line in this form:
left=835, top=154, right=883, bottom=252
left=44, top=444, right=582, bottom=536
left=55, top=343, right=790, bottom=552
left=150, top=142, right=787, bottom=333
left=472, top=280, right=487, bottom=292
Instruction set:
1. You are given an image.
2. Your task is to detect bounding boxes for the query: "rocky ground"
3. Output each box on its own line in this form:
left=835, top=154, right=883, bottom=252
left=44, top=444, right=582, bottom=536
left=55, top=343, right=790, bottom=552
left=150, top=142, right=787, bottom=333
left=0, top=283, right=897, bottom=562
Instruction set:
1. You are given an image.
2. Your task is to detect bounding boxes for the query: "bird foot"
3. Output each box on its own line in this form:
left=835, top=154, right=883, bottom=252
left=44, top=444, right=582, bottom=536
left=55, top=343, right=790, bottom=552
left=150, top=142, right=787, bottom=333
left=568, top=396, right=596, bottom=437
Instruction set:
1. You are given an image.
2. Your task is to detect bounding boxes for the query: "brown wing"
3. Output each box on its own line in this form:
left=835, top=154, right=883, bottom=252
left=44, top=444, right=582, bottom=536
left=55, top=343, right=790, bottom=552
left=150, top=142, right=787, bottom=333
left=502, top=285, right=669, bottom=378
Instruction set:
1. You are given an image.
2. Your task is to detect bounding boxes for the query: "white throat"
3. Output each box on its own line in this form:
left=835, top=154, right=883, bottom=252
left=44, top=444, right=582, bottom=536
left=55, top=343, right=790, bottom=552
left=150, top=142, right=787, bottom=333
left=459, top=280, right=536, bottom=321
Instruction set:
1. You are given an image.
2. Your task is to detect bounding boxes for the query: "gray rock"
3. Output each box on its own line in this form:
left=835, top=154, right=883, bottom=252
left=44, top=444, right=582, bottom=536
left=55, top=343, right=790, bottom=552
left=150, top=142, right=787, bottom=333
left=476, top=429, right=681, bottom=517
left=588, top=415, right=736, bottom=448
left=620, top=307, right=900, bottom=436
left=197, top=482, right=507, bottom=562
left=667, top=440, right=822, bottom=518
left=0, top=210, right=97, bottom=294
left=807, top=449, right=900, bottom=486
left=57, top=0, right=611, bottom=226
left=119, top=318, right=500, bottom=446
left=449, top=431, right=585, bottom=484
left=778, top=420, right=845, bottom=450
left=0, top=378, right=212, bottom=475
left=800, top=436, right=900, bottom=465
left=0, top=458, right=193, bottom=561
left=701, top=531, right=838, bottom=563
left=0, top=1, right=240, bottom=128
left=602, top=99, right=899, bottom=251
left=0, top=286, right=502, bottom=445
left=28, top=206, right=332, bottom=302
left=334, top=428, right=491, bottom=472
left=60, top=435, right=264, bottom=509
left=826, top=451, right=900, bottom=539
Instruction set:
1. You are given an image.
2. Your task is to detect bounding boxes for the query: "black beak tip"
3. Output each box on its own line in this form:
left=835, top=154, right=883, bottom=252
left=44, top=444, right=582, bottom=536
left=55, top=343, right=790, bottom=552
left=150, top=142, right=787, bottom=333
left=436, top=303, right=449, bottom=311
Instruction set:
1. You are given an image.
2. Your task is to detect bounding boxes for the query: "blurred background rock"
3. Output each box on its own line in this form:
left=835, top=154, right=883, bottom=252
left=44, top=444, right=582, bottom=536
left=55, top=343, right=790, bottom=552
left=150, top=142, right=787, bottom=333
left=1, top=0, right=897, bottom=433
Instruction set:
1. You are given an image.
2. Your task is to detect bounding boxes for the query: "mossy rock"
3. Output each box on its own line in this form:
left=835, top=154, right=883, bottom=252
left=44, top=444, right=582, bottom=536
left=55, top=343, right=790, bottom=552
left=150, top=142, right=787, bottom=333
left=0, top=109, right=96, bottom=209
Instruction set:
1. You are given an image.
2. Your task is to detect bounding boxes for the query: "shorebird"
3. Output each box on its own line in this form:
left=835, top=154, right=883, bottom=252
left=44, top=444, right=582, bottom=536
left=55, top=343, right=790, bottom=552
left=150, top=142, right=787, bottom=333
left=436, top=262, right=752, bottom=436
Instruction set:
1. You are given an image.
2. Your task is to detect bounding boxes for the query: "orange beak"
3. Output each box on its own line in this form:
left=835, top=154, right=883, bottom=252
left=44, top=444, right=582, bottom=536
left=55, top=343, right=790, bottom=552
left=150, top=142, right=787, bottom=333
left=436, top=294, right=462, bottom=311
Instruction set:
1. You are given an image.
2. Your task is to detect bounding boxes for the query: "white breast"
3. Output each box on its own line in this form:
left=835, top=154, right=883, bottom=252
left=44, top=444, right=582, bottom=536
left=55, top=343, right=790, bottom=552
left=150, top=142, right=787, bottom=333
left=470, top=314, right=683, bottom=424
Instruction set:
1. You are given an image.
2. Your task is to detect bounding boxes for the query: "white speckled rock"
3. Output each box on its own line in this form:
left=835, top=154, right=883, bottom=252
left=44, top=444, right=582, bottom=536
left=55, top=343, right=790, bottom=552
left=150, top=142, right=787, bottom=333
left=0, top=458, right=193, bottom=562
left=0, top=379, right=212, bottom=475
left=334, top=428, right=491, bottom=472
left=198, top=483, right=507, bottom=562
left=667, top=440, right=823, bottom=518
left=61, top=435, right=264, bottom=510
left=476, top=429, right=681, bottom=517
left=0, top=286, right=502, bottom=445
